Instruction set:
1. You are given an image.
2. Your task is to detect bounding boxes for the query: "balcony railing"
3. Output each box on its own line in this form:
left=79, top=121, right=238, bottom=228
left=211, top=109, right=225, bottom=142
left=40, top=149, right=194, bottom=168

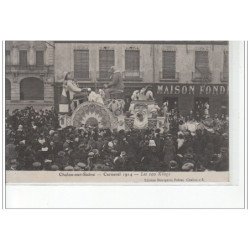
left=159, top=71, right=179, bottom=82
left=192, top=71, right=212, bottom=82
left=5, top=64, right=52, bottom=73
left=74, top=71, right=91, bottom=81
left=220, top=72, right=229, bottom=82
left=123, top=71, right=143, bottom=81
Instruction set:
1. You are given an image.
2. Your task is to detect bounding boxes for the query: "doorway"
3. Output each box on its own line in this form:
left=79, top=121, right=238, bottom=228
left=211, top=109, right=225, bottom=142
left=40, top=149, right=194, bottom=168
left=194, top=97, right=209, bottom=119
left=162, top=97, right=178, bottom=114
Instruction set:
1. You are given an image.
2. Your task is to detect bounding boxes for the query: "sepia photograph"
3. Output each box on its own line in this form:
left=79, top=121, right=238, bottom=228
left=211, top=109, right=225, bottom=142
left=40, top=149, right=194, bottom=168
left=0, top=1, right=249, bottom=250
left=5, top=41, right=230, bottom=183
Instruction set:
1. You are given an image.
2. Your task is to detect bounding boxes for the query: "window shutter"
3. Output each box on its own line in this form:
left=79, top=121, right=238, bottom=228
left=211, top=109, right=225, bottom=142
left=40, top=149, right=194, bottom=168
left=5, top=50, right=11, bottom=65
left=125, top=50, right=140, bottom=71
left=19, top=50, right=27, bottom=67
left=162, top=51, right=176, bottom=79
left=223, top=51, right=229, bottom=73
left=36, top=51, right=44, bottom=66
left=195, top=51, right=209, bottom=73
left=74, top=50, right=89, bottom=79
left=99, top=50, right=114, bottom=79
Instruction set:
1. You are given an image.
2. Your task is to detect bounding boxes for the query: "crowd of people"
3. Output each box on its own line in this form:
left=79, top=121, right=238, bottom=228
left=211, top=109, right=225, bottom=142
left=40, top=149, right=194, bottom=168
left=5, top=106, right=229, bottom=172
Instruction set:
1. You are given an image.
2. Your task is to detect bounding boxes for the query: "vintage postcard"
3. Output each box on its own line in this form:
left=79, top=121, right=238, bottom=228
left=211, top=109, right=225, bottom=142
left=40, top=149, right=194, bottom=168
left=5, top=41, right=230, bottom=183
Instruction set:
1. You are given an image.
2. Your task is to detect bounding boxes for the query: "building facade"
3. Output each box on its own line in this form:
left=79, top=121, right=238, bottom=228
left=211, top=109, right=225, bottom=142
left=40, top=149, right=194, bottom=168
left=5, top=41, right=228, bottom=116
left=5, top=41, right=54, bottom=112
left=54, top=41, right=229, bottom=116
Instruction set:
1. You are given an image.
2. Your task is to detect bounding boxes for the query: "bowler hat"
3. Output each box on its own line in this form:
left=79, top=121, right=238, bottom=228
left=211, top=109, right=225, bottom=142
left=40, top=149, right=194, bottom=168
left=92, top=149, right=99, bottom=155
left=74, top=166, right=81, bottom=171
left=51, top=165, right=59, bottom=171
left=58, top=151, right=65, bottom=157
left=88, top=152, right=94, bottom=157
left=77, top=162, right=86, bottom=168
left=184, top=153, right=193, bottom=159
left=120, top=151, right=126, bottom=157
left=182, top=162, right=194, bottom=171
left=32, top=162, right=42, bottom=169
left=169, top=160, right=178, bottom=169
left=64, top=166, right=74, bottom=171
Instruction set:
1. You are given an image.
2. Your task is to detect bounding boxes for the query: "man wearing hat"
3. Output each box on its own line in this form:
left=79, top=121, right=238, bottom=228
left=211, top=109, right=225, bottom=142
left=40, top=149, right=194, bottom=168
left=113, top=151, right=127, bottom=171
left=169, top=160, right=179, bottom=171
left=15, top=124, right=25, bottom=144
left=104, top=66, right=124, bottom=99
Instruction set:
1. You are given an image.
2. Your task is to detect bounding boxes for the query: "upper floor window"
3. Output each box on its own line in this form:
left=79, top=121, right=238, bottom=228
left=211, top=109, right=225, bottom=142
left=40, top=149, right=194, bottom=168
left=5, top=50, right=11, bottom=65
left=195, top=51, right=209, bottom=73
left=124, top=50, right=141, bottom=80
left=125, top=50, right=140, bottom=72
left=221, top=51, right=229, bottom=82
left=19, top=50, right=28, bottom=67
left=162, top=51, right=176, bottom=79
left=74, top=50, right=89, bottom=79
left=36, top=50, right=44, bottom=66
left=223, top=51, right=229, bottom=74
left=193, top=51, right=211, bottom=82
left=99, top=50, right=114, bottom=79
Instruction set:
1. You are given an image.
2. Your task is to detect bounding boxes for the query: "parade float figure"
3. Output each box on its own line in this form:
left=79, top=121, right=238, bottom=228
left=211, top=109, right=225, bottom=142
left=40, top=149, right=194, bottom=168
left=59, top=68, right=125, bottom=130
left=145, top=86, right=154, bottom=101
left=59, top=70, right=165, bottom=132
left=59, top=71, right=87, bottom=114
left=103, top=66, right=124, bottom=99
left=162, top=101, right=169, bottom=117
left=103, top=66, right=125, bottom=116
left=131, top=90, right=140, bottom=101
left=107, top=99, right=125, bottom=116
left=126, top=86, right=165, bottom=131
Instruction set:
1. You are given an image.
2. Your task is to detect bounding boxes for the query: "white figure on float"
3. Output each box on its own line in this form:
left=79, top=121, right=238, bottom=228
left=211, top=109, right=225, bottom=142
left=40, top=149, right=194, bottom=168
left=59, top=71, right=85, bottom=113
left=129, top=90, right=139, bottom=115
left=108, top=99, right=124, bottom=116
left=145, top=86, right=154, bottom=101
left=148, top=103, right=160, bottom=118
left=162, top=101, right=169, bottom=117
left=131, top=90, right=140, bottom=101
left=87, top=88, right=104, bottom=105
left=98, top=89, right=106, bottom=101
left=138, top=87, right=147, bottom=100
left=131, top=86, right=155, bottom=101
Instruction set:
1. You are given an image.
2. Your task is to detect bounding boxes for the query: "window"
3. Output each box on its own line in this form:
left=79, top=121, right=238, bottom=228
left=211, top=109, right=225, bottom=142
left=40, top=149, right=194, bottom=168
left=99, top=50, right=114, bottom=79
left=162, top=51, right=176, bottom=79
left=19, top=50, right=27, bottom=67
left=36, top=50, right=44, bottom=66
left=223, top=51, right=229, bottom=74
left=221, top=51, right=229, bottom=82
left=5, top=50, right=11, bottom=65
left=20, top=77, right=44, bottom=100
left=125, top=50, right=140, bottom=72
left=195, top=51, right=209, bottom=73
left=5, top=78, right=11, bottom=100
left=74, top=50, right=89, bottom=79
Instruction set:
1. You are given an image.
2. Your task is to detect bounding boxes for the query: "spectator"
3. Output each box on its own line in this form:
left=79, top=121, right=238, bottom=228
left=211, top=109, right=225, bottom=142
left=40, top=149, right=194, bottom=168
left=5, top=106, right=229, bottom=172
